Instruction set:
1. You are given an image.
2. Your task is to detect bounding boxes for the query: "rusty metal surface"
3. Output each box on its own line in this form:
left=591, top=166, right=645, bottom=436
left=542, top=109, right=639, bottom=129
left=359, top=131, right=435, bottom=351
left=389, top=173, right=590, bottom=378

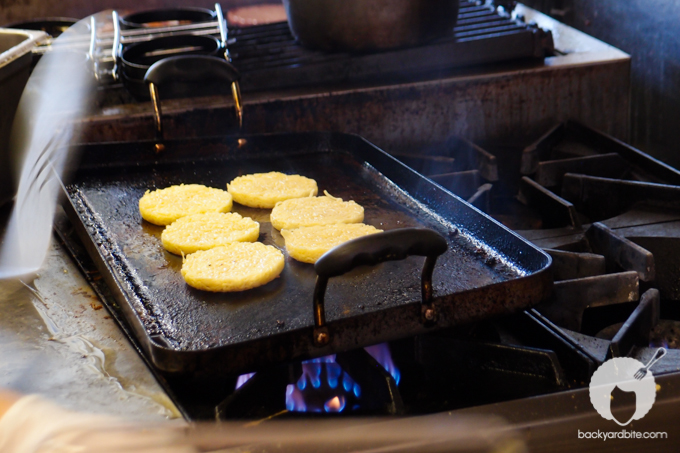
left=80, top=56, right=631, bottom=155
left=536, top=271, right=639, bottom=331
left=557, top=329, right=610, bottom=364
left=523, top=121, right=680, bottom=185
left=608, top=289, right=660, bottom=359
left=543, top=249, right=605, bottom=281
left=499, top=309, right=599, bottom=382
left=519, top=202, right=680, bottom=302
left=585, top=222, right=655, bottom=282
left=610, top=220, right=680, bottom=301
left=603, top=205, right=680, bottom=230
left=518, top=176, right=581, bottom=229
left=561, top=174, right=680, bottom=222
left=60, top=132, right=552, bottom=376
left=534, top=153, right=629, bottom=188
left=416, top=333, right=568, bottom=391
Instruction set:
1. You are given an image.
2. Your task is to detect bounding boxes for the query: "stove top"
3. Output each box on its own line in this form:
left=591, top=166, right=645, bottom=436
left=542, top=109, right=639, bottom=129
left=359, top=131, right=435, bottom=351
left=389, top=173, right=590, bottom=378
left=55, top=120, right=680, bottom=430
left=80, top=4, right=628, bottom=168
left=47, top=5, right=666, bottom=448
left=228, top=1, right=554, bottom=92
left=390, top=120, right=680, bottom=390
left=84, top=1, right=553, bottom=100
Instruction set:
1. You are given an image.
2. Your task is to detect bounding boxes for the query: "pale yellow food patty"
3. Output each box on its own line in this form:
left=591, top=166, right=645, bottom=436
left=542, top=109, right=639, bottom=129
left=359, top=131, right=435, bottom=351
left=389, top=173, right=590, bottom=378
left=181, top=242, right=285, bottom=292
left=139, top=184, right=233, bottom=226
left=270, top=193, right=364, bottom=231
left=281, top=224, right=383, bottom=263
left=161, top=212, right=260, bottom=255
left=227, top=172, right=318, bottom=208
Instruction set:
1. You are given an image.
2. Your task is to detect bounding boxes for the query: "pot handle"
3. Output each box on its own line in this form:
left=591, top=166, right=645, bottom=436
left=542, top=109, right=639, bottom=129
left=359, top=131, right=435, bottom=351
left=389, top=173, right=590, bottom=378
left=143, top=55, right=241, bottom=152
left=312, top=228, right=448, bottom=346
left=145, top=55, right=240, bottom=85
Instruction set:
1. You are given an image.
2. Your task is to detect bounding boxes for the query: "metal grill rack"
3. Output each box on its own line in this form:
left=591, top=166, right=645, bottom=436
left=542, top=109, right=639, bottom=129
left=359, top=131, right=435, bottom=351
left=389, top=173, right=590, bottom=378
left=229, top=1, right=554, bottom=92
left=69, top=1, right=553, bottom=93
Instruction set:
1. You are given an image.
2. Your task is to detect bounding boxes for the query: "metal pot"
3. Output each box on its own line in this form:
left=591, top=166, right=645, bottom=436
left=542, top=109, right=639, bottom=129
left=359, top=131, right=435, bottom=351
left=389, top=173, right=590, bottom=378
left=282, top=0, right=460, bottom=52
left=119, top=8, right=216, bottom=30
left=120, top=35, right=221, bottom=99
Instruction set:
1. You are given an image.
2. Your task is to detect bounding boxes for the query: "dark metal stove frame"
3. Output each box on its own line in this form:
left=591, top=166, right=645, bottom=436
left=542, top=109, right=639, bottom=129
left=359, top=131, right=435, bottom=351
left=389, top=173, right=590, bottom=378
left=389, top=121, right=680, bottom=420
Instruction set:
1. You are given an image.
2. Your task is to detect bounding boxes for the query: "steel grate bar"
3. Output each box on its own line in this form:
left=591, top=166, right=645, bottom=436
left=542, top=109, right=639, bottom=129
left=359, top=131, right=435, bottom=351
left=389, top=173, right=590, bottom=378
left=226, top=1, right=553, bottom=92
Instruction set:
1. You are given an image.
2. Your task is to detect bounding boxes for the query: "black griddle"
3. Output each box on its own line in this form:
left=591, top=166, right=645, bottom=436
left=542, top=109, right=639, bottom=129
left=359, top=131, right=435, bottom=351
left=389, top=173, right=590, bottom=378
left=61, top=132, right=552, bottom=376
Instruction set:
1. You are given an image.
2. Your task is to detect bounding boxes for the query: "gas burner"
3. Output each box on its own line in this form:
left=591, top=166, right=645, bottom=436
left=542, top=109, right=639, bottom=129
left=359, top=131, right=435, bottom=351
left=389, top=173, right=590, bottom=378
left=217, top=344, right=402, bottom=419
left=650, top=321, right=680, bottom=349
left=494, top=122, right=680, bottom=379
left=392, top=121, right=680, bottom=384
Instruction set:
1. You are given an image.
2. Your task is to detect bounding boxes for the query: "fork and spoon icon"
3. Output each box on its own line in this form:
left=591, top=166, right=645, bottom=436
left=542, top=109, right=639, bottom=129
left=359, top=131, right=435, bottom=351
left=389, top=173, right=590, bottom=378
left=633, top=348, right=667, bottom=380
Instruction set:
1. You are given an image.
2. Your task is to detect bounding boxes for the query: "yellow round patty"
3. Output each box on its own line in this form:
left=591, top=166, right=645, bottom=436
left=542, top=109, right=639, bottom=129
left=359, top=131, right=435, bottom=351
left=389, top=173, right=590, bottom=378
left=139, top=184, right=233, bottom=226
left=181, top=242, right=285, bottom=292
left=161, top=212, right=260, bottom=255
left=227, top=172, right=318, bottom=208
left=270, top=193, right=364, bottom=231
left=281, top=224, right=383, bottom=263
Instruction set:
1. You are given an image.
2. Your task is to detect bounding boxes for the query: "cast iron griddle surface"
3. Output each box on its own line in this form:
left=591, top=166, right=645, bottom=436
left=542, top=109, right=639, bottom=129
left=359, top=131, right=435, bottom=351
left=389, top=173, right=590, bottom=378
left=67, top=148, right=522, bottom=352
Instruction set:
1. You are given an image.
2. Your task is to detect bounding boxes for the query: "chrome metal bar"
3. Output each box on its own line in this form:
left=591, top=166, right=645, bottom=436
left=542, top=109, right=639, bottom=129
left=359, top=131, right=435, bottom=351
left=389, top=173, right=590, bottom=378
left=89, top=16, right=100, bottom=81
left=111, top=10, right=121, bottom=81
left=42, top=20, right=220, bottom=45
left=215, top=3, right=227, bottom=48
left=30, top=14, right=224, bottom=57
left=215, top=3, right=243, bottom=128
left=120, top=20, right=220, bottom=38
left=119, top=28, right=219, bottom=45
left=88, top=16, right=97, bottom=61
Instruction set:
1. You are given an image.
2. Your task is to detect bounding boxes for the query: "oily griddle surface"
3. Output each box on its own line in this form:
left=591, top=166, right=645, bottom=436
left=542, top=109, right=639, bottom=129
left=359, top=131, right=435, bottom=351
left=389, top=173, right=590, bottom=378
left=66, top=150, right=522, bottom=352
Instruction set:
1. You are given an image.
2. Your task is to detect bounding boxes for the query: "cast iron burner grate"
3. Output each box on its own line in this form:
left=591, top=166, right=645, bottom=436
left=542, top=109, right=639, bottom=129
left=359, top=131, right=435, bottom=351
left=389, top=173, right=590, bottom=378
left=229, top=1, right=554, bottom=92
left=396, top=121, right=680, bottom=386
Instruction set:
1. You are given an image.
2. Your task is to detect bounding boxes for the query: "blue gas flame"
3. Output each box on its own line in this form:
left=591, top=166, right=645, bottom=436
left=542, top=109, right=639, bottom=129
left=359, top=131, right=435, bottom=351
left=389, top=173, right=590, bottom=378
left=366, top=343, right=401, bottom=385
left=235, top=372, right=255, bottom=389
left=237, top=343, right=399, bottom=413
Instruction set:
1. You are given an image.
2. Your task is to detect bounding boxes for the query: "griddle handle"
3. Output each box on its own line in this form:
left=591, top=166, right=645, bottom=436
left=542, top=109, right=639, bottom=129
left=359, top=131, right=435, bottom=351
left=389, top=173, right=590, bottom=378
left=144, top=56, right=241, bottom=151
left=312, top=228, right=448, bottom=346
left=144, top=55, right=241, bottom=86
